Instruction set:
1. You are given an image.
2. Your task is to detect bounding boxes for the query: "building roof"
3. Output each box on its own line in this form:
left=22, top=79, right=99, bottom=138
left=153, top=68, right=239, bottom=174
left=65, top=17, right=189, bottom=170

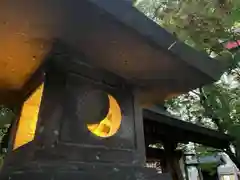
left=143, top=107, right=232, bottom=149
left=0, top=0, right=225, bottom=106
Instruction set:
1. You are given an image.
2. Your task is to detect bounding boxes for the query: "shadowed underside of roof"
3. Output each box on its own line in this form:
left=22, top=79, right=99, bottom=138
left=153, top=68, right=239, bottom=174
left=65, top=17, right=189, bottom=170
left=0, top=0, right=225, bottom=106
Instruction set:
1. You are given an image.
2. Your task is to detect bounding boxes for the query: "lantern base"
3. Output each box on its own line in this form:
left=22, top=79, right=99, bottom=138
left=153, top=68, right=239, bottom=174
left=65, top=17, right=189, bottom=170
left=0, top=163, right=171, bottom=180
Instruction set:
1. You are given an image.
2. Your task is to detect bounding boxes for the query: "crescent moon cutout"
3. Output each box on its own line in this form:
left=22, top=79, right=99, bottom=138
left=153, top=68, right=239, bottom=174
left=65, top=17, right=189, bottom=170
left=87, top=94, right=122, bottom=138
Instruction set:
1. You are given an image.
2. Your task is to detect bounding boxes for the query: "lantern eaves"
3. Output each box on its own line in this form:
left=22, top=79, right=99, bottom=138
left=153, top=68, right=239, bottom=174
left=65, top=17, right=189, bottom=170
left=0, top=0, right=225, bottom=105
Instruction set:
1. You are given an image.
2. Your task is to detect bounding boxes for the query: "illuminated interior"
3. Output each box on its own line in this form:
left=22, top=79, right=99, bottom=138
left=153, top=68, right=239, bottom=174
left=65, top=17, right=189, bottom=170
left=87, top=95, right=122, bottom=138
left=13, top=84, right=44, bottom=149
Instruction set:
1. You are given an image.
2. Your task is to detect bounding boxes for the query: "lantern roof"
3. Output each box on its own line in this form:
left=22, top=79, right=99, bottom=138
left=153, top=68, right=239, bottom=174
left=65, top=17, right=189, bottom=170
left=0, top=0, right=225, bottom=105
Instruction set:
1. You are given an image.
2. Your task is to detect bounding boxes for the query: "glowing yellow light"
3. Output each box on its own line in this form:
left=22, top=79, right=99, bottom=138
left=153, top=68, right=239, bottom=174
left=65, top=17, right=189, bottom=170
left=13, top=84, right=44, bottom=149
left=87, top=95, right=122, bottom=138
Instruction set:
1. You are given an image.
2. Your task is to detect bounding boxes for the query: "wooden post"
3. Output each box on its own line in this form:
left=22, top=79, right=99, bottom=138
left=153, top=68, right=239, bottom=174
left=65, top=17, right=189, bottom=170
left=163, top=141, right=184, bottom=180
left=183, top=154, right=189, bottom=180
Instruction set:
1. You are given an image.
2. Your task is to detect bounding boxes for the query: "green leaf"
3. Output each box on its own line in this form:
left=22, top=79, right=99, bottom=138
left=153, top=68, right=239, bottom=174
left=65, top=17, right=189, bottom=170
left=0, top=110, right=14, bottom=128
left=228, top=124, right=240, bottom=139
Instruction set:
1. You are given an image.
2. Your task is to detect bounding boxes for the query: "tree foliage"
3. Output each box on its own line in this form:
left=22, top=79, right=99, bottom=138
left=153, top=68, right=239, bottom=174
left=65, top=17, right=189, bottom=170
left=135, top=0, right=240, bottom=51
left=0, top=106, right=15, bottom=167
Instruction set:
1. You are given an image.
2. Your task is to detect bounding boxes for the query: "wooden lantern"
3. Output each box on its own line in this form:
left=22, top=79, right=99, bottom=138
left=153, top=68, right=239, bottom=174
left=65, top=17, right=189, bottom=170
left=0, top=50, right=172, bottom=180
